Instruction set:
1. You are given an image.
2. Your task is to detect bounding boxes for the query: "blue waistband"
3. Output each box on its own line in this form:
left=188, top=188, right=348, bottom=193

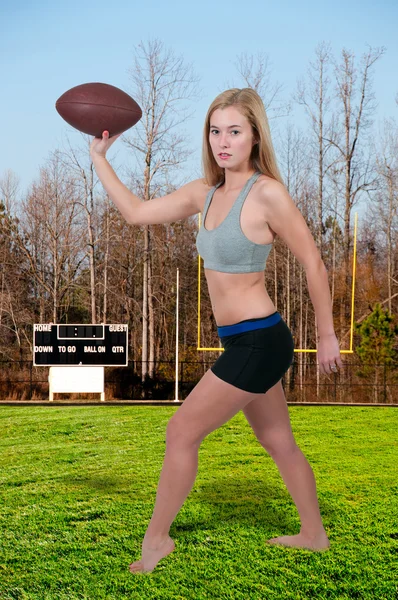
left=217, top=312, right=281, bottom=337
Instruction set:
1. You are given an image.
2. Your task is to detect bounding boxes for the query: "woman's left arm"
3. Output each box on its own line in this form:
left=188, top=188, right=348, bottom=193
left=260, top=179, right=344, bottom=375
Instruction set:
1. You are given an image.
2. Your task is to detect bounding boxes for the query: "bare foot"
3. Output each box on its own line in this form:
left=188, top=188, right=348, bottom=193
left=266, top=531, right=330, bottom=551
left=129, top=535, right=176, bottom=573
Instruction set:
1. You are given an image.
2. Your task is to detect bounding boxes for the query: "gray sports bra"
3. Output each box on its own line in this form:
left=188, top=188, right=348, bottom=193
left=195, top=171, right=273, bottom=273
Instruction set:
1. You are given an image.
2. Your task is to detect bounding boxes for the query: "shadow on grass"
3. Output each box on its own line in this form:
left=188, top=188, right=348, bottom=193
left=62, top=474, right=128, bottom=492
left=60, top=472, right=339, bottom=540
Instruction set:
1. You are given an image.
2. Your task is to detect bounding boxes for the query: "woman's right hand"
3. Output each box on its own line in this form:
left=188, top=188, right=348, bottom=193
left=90, top=130, right=122, bottom=159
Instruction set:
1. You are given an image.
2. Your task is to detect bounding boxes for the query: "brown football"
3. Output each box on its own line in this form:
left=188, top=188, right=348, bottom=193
left=55, top=82, right=142, bottom=137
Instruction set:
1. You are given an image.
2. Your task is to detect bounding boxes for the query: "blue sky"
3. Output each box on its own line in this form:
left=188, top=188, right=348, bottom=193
left=1, top=0, right=397, bottom=199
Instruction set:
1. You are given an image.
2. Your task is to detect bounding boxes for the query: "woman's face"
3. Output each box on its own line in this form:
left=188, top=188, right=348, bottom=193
left=209, top=106, right=256, bottom=170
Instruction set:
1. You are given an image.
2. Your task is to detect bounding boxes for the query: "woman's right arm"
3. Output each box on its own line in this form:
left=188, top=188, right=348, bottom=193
left=90, top=131, right=202, bottom=225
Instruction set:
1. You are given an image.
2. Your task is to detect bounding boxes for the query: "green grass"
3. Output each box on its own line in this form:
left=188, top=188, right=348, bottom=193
left=0, top=406, right=397, bottom=600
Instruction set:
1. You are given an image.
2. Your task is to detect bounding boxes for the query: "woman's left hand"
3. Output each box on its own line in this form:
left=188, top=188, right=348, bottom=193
left=316, top=333, right=343, bottom=375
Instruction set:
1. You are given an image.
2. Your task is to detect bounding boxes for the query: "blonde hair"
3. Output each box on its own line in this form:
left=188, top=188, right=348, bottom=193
left=202, top=88, right=285, bottom=187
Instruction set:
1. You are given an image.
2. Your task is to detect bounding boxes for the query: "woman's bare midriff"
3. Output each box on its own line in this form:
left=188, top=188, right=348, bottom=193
left=204, top=269, right=277, bottom=326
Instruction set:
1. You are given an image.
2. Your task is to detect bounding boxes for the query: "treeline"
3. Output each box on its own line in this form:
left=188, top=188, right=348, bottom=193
left=1, top=40, right=397, bottom=402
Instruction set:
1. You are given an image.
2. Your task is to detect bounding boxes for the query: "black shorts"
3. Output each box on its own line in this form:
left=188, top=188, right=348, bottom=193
left=210, top=311, right=295, bottom=394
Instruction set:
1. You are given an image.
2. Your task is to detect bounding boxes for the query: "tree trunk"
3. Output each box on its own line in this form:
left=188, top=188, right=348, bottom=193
left=142, top=225, right=149, bottom=388
left=148, top=246, right=155, bottom=379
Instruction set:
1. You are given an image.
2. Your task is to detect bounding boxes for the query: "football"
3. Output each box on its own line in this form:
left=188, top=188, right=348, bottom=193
left=55, top=82, right=142, bottom=137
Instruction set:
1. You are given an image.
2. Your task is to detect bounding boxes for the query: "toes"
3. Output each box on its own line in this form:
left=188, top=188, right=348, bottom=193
left=129, top=561, right=153, bottom=574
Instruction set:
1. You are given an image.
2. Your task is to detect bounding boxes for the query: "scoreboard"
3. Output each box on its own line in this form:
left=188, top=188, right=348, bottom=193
left=33, top=324, right=128, bottom=366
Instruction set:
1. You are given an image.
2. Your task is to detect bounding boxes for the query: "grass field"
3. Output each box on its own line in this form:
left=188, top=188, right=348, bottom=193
left=0, top=405, right=397, bottom=600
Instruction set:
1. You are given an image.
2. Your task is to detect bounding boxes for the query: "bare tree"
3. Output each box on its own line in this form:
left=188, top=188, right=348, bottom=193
left=229, top=51, right=291, bottom=119
left=293, top=42, right=344, bottom=394
left=0, top=169, right=20, bottom=215
left=0, top=170, right=20, bottom=331
left=294, top=41, right=337, bottom=257
left=123, top=38, right=201, bottom=386
left=371, top=117, right=398, bottom=314
left=325, top=45, right=385, bottom=334
left=18, top=151, right=85, bottom=324
left=0, top=197, right=31, bottom=361
left=57, top=136, right=113, bottom=323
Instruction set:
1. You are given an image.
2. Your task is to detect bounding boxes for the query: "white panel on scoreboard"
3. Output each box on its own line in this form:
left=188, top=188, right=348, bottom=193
left=48, top=366, right=105, bottom=401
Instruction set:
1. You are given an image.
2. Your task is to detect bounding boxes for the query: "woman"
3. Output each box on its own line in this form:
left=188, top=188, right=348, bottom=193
left=90, top=88, right=342, bottom=573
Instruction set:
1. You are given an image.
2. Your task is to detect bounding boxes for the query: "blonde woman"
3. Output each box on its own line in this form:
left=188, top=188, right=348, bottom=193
left=90, top=88, right=342, bottom=573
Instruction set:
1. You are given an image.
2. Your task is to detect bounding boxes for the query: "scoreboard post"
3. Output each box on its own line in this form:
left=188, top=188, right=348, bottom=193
left=33, top=324, right=128, bottom=401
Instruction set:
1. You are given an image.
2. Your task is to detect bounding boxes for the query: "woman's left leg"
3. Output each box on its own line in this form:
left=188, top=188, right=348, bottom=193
left=242, top=379, right=330, bottom=550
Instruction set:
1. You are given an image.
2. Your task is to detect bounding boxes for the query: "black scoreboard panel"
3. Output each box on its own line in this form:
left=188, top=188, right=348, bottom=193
left=33, top=324, right=128, bottom=366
